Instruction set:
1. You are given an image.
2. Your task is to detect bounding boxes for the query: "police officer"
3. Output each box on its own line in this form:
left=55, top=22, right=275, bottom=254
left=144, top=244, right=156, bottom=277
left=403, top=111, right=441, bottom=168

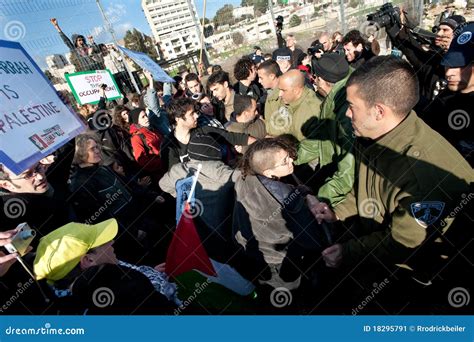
left=313, top=56, right=473, bottom=313
left=421, top=22, right=474, bottom=166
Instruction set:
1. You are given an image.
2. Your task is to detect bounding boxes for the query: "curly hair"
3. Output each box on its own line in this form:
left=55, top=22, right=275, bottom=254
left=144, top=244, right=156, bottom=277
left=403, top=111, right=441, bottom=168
left=239, top=137, right=297, bottom=179
left=234, top=57, right=254, bottom=81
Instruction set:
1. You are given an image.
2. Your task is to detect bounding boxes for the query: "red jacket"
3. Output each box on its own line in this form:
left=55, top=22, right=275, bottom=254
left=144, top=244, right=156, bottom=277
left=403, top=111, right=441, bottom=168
left=130, top=124, right=164, bottom=174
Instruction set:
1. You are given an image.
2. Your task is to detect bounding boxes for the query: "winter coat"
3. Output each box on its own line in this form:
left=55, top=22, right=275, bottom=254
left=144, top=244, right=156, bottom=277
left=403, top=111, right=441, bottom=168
left=130, top=124, right=164, bottom=175
left=233, top=174, right=326, bottom=289
left=295, top=70, right=355, bottom=206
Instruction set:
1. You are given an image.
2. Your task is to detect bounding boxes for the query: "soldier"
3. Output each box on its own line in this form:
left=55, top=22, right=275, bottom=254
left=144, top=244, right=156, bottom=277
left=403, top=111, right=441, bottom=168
left=313, top=56, right=473, bottom=312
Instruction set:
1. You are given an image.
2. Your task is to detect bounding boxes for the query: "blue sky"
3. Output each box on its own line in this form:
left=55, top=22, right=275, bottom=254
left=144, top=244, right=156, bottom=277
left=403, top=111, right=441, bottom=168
left=0, top=0, right=240, bottom=68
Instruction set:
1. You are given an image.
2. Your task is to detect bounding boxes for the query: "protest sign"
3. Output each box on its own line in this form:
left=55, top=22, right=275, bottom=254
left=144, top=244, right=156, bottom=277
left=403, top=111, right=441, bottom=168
left=65, top=69, right=122, bottom=105
left=117, top=45, right=175, bottom=83
left=0, top=39, right=86, bottom=175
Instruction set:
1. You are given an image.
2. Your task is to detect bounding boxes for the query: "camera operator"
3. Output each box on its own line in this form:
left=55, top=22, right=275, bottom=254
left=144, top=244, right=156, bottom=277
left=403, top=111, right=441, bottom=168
left=420, top=22, right=473, bottom=166
left=308, top=32, right=333, bottom=59
left=384, top=4, right=466, bottom=109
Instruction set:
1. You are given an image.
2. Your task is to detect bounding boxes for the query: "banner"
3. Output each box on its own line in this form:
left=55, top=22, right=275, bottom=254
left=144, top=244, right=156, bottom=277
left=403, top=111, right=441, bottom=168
left=65, top=69, right=122, bottom=105
left=117, top=45, right=175, bottom=83
left=0, top=39, right=85, bottom=175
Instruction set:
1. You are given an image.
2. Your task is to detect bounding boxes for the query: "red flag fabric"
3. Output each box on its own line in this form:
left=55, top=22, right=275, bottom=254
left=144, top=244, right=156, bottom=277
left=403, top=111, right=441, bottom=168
left=165, top=204, right=216, bottom=277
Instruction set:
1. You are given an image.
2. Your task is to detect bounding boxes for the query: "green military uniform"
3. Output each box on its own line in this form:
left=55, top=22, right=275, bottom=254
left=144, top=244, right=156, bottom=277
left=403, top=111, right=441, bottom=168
left=295, top=70, right=355, bottom=206
left=226, top=117, right=267, bottom=154
left=264, top=87, right=322, bottom=141
left=334, top=111, right=473, bottom=274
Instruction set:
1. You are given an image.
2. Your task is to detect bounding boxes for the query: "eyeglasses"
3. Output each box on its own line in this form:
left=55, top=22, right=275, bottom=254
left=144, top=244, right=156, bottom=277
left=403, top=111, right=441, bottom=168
left=9, top=164, right=46, bottom=181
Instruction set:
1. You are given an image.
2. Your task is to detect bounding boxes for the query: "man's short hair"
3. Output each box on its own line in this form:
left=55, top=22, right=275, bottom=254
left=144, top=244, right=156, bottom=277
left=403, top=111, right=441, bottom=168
left=184, top=73, right=200, bottom=84
left=346, top=56, right=419, bottom=117
left=211, top=65, right=222, bottom=73
left=207, top=71, right=230, bottom=88
left=258, top=60, right=282, bottom=77
left=233, top=94, right=255, bottom=116
left=167, top=97, right=195, bottom=126
left=342, top=29, right=366, bottom=47
left=234, top=57, right=254, bottom=81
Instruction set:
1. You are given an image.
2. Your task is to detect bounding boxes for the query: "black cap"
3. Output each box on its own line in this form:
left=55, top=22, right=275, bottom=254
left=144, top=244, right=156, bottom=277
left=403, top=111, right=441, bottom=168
left=272, top=47, right=292, bottom=62
left=129, top=108, right=144, bottom=125
left=311, top=53, right=349, bottom=83
left=439, top=15, right=466, bottom=31
left=442, top=22, right=474, bottom=68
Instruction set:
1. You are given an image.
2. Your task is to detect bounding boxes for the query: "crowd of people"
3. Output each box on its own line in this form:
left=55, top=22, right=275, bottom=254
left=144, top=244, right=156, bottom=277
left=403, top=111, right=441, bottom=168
left=0, top=9, right=473, bottom=315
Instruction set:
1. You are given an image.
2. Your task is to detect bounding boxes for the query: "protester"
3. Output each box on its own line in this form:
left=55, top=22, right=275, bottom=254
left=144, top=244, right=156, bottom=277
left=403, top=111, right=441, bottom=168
left=207, top=71, right=236, bottom=123
left=341, top=30, right=376, bottom=68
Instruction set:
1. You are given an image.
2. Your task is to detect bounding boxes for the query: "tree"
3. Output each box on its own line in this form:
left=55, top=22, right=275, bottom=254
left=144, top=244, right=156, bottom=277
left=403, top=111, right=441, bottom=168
left=289, top=15, right=302, bottom=28
left=204, top=25, right=214, bottom=38
left=124, top=28, right=159, bottom=61
left=214, top=5, right=235, bottom=29
left=349, top=0, right=361, bottom=8
left=241, top=0, right=268, bottom=15
left=232, top=32, right=244, bottom=45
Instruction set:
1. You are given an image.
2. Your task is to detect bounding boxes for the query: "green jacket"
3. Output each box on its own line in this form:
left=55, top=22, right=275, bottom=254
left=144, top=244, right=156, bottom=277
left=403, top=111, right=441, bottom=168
left=295, top=72, right=355, bottom=206
left=264, top=87, right=322, bottom=141
left=334, top=111, right=473, bottom=272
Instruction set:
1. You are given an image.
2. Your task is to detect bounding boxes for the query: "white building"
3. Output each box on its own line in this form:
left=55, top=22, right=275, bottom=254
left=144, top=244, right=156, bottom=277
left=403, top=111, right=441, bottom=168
left=233, top=6, right=254, bottom=18
left=46, top=54, right=69, bottom=69
left=141, top=0, right=202, bottom=60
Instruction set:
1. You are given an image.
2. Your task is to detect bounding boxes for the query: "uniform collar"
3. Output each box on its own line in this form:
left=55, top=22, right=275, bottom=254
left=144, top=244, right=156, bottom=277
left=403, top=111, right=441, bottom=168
left=364, top=111, right=418, bottom=155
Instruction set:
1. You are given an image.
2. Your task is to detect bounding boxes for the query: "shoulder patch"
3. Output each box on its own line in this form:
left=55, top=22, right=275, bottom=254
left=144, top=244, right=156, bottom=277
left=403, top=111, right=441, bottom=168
left=410, top=201, right=445, bottom=227
left=457, top=31, right=472, bottom=45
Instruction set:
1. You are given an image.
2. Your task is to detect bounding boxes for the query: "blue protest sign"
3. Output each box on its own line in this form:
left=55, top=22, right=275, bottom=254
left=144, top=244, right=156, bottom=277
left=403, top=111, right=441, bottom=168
left=117, top=45, right=174, bottom=83
left=0, top=39, right=86, bottom=175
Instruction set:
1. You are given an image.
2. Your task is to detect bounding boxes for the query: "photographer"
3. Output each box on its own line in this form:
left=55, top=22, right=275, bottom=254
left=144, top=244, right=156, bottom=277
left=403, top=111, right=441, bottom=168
left=383, top=5, right=466, bottom=108
left=309, top=32, right=332, bottom=59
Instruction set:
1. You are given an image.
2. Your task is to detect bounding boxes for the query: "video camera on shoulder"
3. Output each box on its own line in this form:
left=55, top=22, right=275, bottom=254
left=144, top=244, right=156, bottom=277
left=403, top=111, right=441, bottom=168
left=3, top=223, right=36, bottom=256
left=308, top=40, right=324, bottom=56
left=276, top=15, right=284, bottom=32
left=367, top=2, right=438, bottom=49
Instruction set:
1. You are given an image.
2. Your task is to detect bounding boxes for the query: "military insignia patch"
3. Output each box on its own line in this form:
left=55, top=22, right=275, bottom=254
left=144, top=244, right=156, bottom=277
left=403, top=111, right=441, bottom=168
left=410, top=201, right=445, bottom=227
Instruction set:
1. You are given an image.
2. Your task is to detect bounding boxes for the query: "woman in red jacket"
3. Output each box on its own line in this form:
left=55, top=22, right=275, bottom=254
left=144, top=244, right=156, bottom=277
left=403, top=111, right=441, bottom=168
left=129, top=108, right=165, bottom=181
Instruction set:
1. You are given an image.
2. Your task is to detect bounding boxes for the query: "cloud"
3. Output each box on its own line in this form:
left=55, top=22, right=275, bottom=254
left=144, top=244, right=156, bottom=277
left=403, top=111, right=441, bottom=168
left=114, top=22, right=133, bottom=38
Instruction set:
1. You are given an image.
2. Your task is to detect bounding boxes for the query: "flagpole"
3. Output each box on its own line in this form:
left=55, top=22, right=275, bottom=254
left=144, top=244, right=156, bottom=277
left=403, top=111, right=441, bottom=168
left=199, top=0, right=207, bottom=66
left=187, top=163, right=202, bottom=204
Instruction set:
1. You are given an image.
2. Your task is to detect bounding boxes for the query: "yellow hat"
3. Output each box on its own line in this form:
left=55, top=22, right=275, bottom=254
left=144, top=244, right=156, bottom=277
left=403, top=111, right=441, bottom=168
left=34, top=219, right=118, bottom=282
